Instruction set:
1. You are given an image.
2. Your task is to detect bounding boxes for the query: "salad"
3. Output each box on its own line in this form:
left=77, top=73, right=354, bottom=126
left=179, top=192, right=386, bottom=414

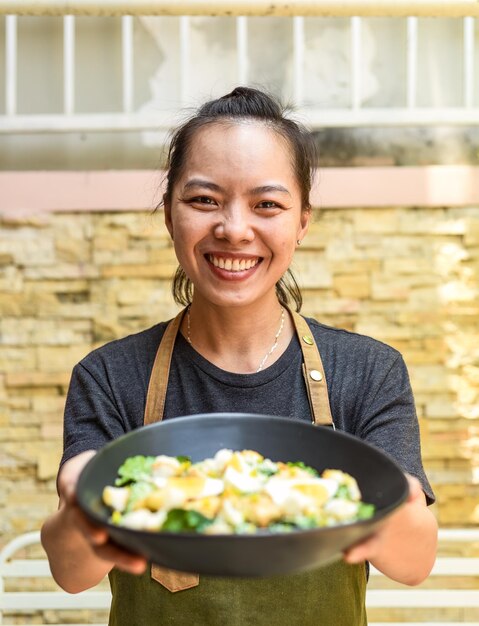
left=102, top=449, right=375, bottom=534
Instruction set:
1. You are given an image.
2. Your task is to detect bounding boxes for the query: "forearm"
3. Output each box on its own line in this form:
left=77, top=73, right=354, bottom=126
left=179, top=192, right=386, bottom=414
left=41, top=505, right=113, bottom=593
left=368, top=500, right=438, bottom=585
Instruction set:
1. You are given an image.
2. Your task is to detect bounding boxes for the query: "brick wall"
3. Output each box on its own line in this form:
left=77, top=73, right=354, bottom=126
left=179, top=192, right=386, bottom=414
left=1, top=205, right=479, bottom=542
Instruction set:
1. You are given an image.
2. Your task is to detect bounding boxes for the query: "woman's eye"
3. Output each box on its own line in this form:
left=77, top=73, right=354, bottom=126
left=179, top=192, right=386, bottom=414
left=192, top=196, right=215, bottom=205
left=257, top=200, right=279, bottom=209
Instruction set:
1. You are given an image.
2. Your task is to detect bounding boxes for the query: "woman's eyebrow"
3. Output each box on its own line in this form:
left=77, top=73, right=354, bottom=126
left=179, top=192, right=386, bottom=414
left=250, top=184, right=291, bottom=197
left=183, top=179, right=223, bottom=192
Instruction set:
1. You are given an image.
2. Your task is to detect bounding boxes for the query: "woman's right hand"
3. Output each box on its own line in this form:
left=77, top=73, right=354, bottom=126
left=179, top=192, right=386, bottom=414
left=42, top=450, right=147, bottom=592
left=59, top=450, right=147, bottom=574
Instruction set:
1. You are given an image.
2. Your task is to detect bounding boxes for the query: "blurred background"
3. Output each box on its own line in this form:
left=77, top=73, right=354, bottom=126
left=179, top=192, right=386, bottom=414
left=0, top=2, right=479, bottom=623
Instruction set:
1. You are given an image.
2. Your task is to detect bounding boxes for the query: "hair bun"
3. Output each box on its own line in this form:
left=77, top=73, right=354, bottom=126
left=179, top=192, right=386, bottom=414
left=198, top=86, right=282, bottom=120
left=228, top=86, right=252, bottom=98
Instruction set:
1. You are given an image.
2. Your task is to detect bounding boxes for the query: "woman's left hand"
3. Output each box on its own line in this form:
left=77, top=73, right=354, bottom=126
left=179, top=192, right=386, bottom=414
left=343, top=473, right=437, bottom=585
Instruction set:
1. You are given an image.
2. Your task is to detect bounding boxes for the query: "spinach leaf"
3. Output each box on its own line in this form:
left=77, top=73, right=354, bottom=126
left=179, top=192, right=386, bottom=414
left=267, top=522, right=295, bottom=533
left=293, top=516, right=319, bottom=530
left=335, top=484, right=352, bottom=500
left=161, top=509, right=213, bottom=533
left=286, top=461, right=318, bottom=476
left=257, top=465, right=278, bottom=477
left=357, top=503, right=375, bottom=520
left=176, top=455, right=191, bottom=464
left=115, top=455, right=155, bottom=486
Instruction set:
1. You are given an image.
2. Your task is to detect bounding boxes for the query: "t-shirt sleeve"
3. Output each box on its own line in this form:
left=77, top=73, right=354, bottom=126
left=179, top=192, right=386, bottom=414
left=355, top=352, right=435, bottom=505
left=62, top=361, right=127, bottom=467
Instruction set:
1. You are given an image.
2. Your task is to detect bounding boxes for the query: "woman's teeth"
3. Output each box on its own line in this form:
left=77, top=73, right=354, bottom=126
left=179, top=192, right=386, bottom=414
left=208, top=255, right=259, bottom=271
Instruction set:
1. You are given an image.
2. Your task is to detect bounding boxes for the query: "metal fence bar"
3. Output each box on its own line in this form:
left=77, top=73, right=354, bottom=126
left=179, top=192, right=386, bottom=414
left=293, top=16, right=304, bottom=105
left=236, top=16, right=248, bottom=85
left=2, top=1, right=479, bottom=18
left=351, top=16, right=362, bottom=110
left=122, top=15, right=134, bottom=113
left=5, top=14, right=17, bottom=115
left=63, top=15, right=75, bottom=114
left=3, top=107, right=479, bottom=133
left=179, top=15, right=189, bottom=105
left=406, top=16, right=418, bottom=108
left=463, top=16, right=475, bottom=107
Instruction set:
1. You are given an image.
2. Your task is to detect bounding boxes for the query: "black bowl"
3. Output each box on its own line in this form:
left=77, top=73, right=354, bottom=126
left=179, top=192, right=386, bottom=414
left=76, top=413, right=408, bottom=577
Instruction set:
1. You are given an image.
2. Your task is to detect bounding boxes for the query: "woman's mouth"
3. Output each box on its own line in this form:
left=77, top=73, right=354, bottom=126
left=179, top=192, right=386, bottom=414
left=207, top=254, right=260, bottom=272
left=205, top=254, right=262, bottom=279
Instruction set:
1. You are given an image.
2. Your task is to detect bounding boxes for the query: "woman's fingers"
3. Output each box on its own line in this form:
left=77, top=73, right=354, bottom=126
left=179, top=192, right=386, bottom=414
left=66, top=499, right=147, bottom=573
left=343, top=473, right=427, bottom=565
left=344, top=535, right=381, bottom=564
left=92, top=541, right=148, bottom=574
left=58, top=452, right=149, bottom=574
left=66, top=502, right=146, bottom=573
left=70, top=505, right=110, bottom=546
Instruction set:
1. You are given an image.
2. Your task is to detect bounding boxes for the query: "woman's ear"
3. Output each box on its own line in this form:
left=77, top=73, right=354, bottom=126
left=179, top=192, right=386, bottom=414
left=164, top=195, right=174, bottom=240
left=297, top=207, right=312, bottom=242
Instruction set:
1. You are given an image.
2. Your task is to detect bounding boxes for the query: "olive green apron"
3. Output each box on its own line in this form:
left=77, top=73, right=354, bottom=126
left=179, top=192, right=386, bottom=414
left=109, top=308, right=368, bottom=625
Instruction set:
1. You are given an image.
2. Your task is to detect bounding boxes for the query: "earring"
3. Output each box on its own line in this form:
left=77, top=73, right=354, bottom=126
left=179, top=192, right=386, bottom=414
left=296, top=239, right=302, bottom=246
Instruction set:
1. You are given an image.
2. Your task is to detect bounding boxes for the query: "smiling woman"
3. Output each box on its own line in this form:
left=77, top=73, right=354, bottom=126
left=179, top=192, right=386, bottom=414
left=41, top=86, right=437, bottom=626
left=162, top=88, right=316, bottom=317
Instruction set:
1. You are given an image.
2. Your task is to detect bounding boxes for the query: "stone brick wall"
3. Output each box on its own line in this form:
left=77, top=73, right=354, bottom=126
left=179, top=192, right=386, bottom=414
left=1, top=205, right=479, bottom=544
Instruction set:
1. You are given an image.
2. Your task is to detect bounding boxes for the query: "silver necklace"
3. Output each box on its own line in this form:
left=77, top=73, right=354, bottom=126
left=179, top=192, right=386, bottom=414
left=255, top=306, right=285, bottom=372
left=186, top=305, right=285, bottom=373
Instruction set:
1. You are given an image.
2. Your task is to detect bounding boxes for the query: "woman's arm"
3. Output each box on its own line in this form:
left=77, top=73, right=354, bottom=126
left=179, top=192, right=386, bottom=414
left=41, top=451, right=147, bottom=594
left=344, top=474, right=438, bottom=585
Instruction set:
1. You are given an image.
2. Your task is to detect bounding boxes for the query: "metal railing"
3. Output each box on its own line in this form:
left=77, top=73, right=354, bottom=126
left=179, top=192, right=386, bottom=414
left=1, top=3, right=478, bottom=133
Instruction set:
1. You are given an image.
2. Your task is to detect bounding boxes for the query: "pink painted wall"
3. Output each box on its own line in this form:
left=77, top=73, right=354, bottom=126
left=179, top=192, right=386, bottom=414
left=2, top=166, right=479, bottom=215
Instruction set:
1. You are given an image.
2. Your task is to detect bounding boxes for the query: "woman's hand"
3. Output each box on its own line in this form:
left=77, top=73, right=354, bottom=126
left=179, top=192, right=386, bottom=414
left=42, top=451, right=147, bottom=593
left=343, top=474, right=437, bottom=585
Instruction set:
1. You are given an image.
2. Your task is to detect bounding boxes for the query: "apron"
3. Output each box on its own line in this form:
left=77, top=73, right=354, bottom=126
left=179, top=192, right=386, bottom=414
left=109, top=308, right=367, bottom=625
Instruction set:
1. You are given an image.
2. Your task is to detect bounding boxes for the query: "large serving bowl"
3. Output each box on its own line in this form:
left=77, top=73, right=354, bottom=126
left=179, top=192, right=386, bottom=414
left=76, top=413, right=408, bottom=577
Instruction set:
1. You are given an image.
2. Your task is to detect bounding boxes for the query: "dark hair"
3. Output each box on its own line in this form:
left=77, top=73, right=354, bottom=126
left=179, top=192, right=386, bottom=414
left=164, top=86, right=318, bottom=312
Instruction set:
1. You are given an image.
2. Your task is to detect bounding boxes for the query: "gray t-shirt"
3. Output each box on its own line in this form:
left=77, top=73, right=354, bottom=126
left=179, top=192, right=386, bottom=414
left=62, top=316, right=434, bottom=503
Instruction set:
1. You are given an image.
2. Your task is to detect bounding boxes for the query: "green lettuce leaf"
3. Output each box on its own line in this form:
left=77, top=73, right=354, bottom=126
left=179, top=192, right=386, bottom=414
left=125, top=481, right=155, bottom=512
left=161, top=509, right=213, bottom=533
left=115, top=455, right=155, bottom=486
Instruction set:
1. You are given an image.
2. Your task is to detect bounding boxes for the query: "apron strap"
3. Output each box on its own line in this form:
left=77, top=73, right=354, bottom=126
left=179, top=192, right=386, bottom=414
left=144, top=308, right=186, bottom=426
left=144, top=305, right=333, bottom=591
left=290, top=310, right=334, bottom=428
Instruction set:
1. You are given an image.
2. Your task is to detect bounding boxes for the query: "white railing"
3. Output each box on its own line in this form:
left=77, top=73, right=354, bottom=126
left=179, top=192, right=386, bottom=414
left=1, top=5, right=478, bottom=133
left=1, top=528, right=479, bottom=626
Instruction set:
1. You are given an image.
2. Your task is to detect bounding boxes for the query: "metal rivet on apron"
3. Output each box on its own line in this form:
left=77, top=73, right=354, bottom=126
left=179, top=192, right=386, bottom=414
left=310, top=369, right=323, bottom=382
left=302, top=335, right=314, bottom=345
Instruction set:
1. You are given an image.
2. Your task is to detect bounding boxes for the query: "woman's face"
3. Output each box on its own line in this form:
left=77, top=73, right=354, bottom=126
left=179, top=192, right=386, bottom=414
left=165, top=121, right=310, bottom=309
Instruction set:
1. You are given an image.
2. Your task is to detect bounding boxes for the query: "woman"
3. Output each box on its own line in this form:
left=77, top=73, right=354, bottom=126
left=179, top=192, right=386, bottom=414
left=41, top=87, right=437, bottom=625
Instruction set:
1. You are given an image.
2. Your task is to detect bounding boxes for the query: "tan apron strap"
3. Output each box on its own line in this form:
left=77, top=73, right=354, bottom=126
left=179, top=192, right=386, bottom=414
left=144, top=308, right=186, bottom=426
left=290, top=309, right=334, bottom=428
left=143, top=307, right=199, bottom=592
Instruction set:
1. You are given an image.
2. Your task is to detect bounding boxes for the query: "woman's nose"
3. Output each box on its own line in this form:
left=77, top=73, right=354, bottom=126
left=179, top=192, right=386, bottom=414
left=214, top=204, right=254, bottom=243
